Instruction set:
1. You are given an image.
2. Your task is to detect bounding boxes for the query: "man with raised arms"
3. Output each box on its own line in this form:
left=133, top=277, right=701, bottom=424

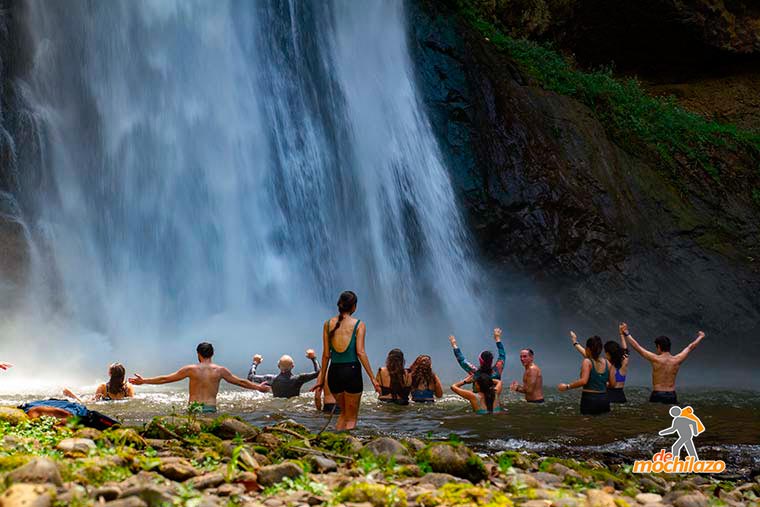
left=510, top=349, right=544, bottom=403
left=129, top=342, right=270, bottom=413
left=622, top=323, right=706, bottom=404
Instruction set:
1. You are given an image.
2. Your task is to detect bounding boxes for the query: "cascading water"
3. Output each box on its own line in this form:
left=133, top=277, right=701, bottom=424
left=1, top=0, right=488, bottom=382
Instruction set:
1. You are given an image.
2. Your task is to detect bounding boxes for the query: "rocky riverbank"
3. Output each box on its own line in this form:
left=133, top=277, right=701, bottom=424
left=0, top=408, right=757, bottom=507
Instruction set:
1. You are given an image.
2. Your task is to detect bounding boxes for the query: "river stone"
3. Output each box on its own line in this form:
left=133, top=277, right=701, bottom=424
left=6, top=457, right=63, bottom=487
left=363, top=437, right=409, bottom=459
left=0, top=483, right=54, bottom=507
left=586, top=489, right=617, bottom=507
left=638, top=477, right=666, bottom=494
left=522, top=501, right=552, bottom=507
left=214, top=418, right=259, bottom=440
left=673, top=493, right=708, bottom=507
left=74, top=427, right=103, bottom=440
left=104, top=498, right=149, bottom=507
left=0, top=406, right=29, bottom=425
left=307, top=455, right=338, bottom=473
left=255, top=432, right=282, bottom=449
left=421, top=443, right=487, bottom=483
left=418, top=472, right=471, bottom=488
left=56, top=438, right=96, bottom=456
left=187, top=472, right=225, bottom=489
left=119, top=484, right=174, bottom=507
left=105, top=428, right=147, bottom=448
left=157, top=457, right=199, bottom=481
left=403, top=438, right=426, bottom=453
left=551, top=498, right=580, bottom=507
left=532, top=471, right=563, bottom=485
left=216, top=483, right=245, bottom=497
left=549, top=463, right=571, bottom=477
left=637, top=493, right=663, bottom=504
left=93, top=485, right=122, bottom=501
left=257, top=462, right=303, bottom=487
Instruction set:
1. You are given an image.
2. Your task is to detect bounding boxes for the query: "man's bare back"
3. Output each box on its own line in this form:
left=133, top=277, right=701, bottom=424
left=622, top=324, right=705, bottom=395
left=129, top=342, right=269, bottom=409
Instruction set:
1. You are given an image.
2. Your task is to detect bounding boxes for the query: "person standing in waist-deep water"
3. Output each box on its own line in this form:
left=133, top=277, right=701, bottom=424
left=622, top=323, right=706, bottom=405
left=312, top=291, right=380, bottom=430
left=570, top=329, right=629, bottom=403
left=449, top=328, right=506, bottom=380
left=247, top=349, right=320, bottom=398
left=409, top=355, right=443, bottom=403
left=63, top=362, right=135, bottom=402
left=377, top=348, right=412, bottom=405
left=129, top=342, right=270, bottom=413
left=510, top=349, right=544, bottom=403
left=558, top=335, right=614, bottom=415
left=451, top=372, right=503, bottom=414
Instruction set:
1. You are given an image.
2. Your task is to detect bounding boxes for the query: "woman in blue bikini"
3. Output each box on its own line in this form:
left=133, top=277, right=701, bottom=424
left=570, top=328, right=629, bottom=403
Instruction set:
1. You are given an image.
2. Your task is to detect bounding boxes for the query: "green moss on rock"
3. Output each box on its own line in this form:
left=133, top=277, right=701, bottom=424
left=337, top=482, right=407, bottom=507
left=418, top=483, right=514, bottom=507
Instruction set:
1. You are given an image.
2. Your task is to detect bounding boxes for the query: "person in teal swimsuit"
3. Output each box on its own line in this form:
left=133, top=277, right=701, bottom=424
left=312, top=291, right=380, bottom=430
left=559, top=335, right=614, bottom=415
left=451, top=372, right=503, bottom=414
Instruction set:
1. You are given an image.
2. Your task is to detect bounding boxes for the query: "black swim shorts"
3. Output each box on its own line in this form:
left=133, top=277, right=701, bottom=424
left=580, top=391, right=610, bottom=415
left=649, top=390, right=678, bottom=404
left=608, top=387, right=627, bottom=404
left=327, top=362, right=363, bottom=394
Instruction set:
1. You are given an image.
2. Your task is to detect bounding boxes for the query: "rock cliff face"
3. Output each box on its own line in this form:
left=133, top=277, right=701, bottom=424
left=409, top=0, right=760, bottom=376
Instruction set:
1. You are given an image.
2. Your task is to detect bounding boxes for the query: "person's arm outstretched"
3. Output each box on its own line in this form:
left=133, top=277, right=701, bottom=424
left=494, top=328, right=506, bottom=377
left=129, top=366, right=192, bottom=386
left=674, top=331, right=706, bottom=363
left=569, top=331, right=586, bottom=358
left=558, top=358, right=592, bottom=391
left=247, top=355, right=272, bottom=383
left=62, top=388, right=85, bottom=404
left=221, top=368, right=271, bottom=392
left=621, top=323, right=658, bottom=362
left=449, top=335, right=477, bottom=374
left=355, top=322, right=380, bottom=393
left=296, top=349, right=320, bottom=384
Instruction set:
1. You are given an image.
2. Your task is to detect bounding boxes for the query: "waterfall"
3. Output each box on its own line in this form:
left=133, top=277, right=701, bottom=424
left=2, top=0, right=487, bottom=378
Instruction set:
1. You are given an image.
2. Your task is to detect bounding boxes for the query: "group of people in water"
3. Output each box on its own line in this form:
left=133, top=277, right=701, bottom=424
left=1, top=290, right=706, bottom=431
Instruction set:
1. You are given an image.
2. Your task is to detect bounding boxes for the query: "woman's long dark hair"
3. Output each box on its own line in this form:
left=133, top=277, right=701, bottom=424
left=586, top=336, right=603, bottom=360
left=604, top=341, right=625, bottom=369
left=474, top=371, right=496, bottom=413
left=410, top=355, right=434, bottom=389
left=107, top=363, right=127, bottom=396
left=329, top=291, right=358, bottom=339
left=385, top=349, right=406, bottom=398
left=476, top=350, right=493, bottom=376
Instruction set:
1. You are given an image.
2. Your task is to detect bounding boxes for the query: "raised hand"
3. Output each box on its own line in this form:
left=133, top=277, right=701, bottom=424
left=569, top=331, right=578, bottom=343
left=493, top=328, right=502, bottom=341
left=305, top=349, right=316, bottom=359
left=128, top=374, right=145, bottom=385
left=448, top=335, right=458, bottom=348
left=253, top=354, right=263, bottom=365
left=619, top=323, right=629, bottom=336
left=697, top=331, right=705, bottom=340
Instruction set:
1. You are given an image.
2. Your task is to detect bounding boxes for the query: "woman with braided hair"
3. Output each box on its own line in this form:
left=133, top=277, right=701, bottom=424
left=409, top=355, right=443, bottom=403
left=312, top=291, right=380, bottom=430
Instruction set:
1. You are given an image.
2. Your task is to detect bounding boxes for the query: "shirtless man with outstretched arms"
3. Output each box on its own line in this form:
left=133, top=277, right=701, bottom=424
left=621, top=323, right=705, bottom=404
left=129, top=342, right=270, bottom=412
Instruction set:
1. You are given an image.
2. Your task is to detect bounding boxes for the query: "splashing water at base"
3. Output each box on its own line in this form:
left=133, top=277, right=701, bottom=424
left=1, top=1, right=489, bottom=381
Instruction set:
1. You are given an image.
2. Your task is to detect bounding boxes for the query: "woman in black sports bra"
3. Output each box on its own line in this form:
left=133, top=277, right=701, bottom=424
left=377, top=349, right=412, bottom=405
left=312, top=291, right=380, bottom=430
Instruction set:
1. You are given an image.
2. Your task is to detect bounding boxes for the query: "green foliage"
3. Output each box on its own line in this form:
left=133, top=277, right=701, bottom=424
left=0, top=417, right=69, bottom=459
left=337, top=482, right=407, bottom=507
left=417, top=483, right=513, bottom=507
left=262, top=474, right=329, bottom=497
left=497, top=454, right=513, bottom=474
left=453, top=0, right=760, bottom=181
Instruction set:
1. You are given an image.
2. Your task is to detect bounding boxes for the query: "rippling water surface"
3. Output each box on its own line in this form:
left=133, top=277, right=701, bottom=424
left=2, top=385, right=758, bottom=472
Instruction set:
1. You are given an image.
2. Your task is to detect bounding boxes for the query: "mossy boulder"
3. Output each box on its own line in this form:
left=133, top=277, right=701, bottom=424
left=210, top=416, right=259, bottom=440
left=417, top=443, right=488, bottom=483
left=101, top=428, right=146, bottom=448
left=143, top=416, right=201, bottom=439
left=337, top=481, right=407, bottom=507
left=0, top=407, right=29, bottom=425
left=417, top=483, right=513, bottom=507
left=5, top=457, right=63, bottom=487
